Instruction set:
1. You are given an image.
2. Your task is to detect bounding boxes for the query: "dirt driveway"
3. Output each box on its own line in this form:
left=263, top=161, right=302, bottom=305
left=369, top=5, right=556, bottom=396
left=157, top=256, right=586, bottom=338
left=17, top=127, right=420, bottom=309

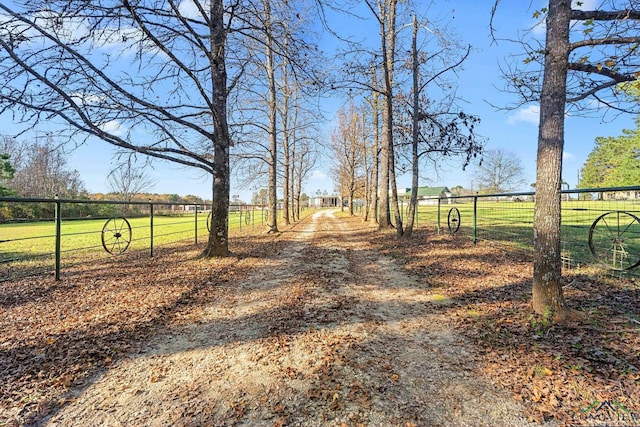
left=32, top=209, right=544, bottom=426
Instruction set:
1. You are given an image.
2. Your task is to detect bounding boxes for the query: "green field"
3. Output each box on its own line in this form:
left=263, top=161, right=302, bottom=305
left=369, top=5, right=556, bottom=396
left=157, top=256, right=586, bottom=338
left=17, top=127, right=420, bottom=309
left=0, top=209, right=268, bottom=265
left=3, top=199, right=640, bottom=278
left=410, top=199, right=640, bottom=271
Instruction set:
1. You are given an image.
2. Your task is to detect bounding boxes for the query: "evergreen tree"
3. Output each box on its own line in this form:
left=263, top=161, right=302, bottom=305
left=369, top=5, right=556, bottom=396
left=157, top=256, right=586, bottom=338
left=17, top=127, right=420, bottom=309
left=0, top=153, right=15, bottom=196
left=579, top=118, right=640, bottom=189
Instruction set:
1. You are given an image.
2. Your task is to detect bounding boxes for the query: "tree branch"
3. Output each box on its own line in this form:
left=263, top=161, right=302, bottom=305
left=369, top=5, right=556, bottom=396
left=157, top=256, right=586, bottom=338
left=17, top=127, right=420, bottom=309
left=568, top=61, right=636, bottom=83
left=571, top=9, right=640, bottom=21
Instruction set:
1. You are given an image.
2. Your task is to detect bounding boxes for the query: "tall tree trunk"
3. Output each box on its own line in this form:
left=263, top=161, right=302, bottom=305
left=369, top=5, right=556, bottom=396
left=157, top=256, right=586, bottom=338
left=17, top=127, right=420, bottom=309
left=294, top=147, right=306, bottom=221
left=404, top=15, right=420, bottom=238
left=362, top=108, right=371, bottom=222
left=281, top=54, right=291, bottom=225
left=349, top=119, right=357, bottom=216
left=388, top=133, right=403, bottom=236
left=265, top=1, right=279, bottom=233
left=349, top=191, right=354, bottom=215
left=370, top=75, right=380, bottom=225
left=282, top=138, right=290, bottom=225
left=379, top=97, right=391, bottom=228
left=203, top=0, right=230, bottom=257
left=379, top=0, right=402, bottom=236
left=282, top=107, right=291, bottom=225
left=533, top=0, right=570, bottom=317
left=376, top=0, right=397, bottom=230
left=290, top=129, right=297, bottom=222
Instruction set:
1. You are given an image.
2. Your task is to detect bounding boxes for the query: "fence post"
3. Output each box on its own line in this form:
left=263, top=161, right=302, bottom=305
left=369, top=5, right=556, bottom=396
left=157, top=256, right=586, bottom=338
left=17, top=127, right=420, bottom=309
left=149, top=200, right=154, bottom=257
left=194, top=204, right=198, bottom=245
left=437, top=198, right=441, bottom=235
left=54, top=194, right=61, bottom=281
left=473, top=195, right=478, bottom=244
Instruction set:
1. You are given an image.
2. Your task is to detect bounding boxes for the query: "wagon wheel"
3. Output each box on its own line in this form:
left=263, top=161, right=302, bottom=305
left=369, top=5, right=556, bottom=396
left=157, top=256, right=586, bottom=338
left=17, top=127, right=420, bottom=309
left=206, top=212, right=212, bottom=232
left=245, top=210, right=251, bottom=225
left=589, top=211, right=640, bottom=271
left=101, top=217, right=132, bottom=255
left=447, top=207, right=461, bottom=234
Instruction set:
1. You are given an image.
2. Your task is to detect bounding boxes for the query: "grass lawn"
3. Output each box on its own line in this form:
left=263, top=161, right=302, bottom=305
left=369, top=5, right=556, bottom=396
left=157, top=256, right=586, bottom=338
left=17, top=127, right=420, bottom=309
left=0, top=210, right=275, bottom=280
left=1, top=211, right=273, bottom=257
left=3, top=200, right=640, bottom=278
left=412, top=199, right=640, bottom=271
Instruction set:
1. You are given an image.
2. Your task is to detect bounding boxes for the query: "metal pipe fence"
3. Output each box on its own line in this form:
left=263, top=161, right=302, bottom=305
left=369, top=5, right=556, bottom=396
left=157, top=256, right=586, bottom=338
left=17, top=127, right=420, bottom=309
left=402, top=185, right=640, bottom=275
left=0, top=196, right=280, bottom=282
left=4, top=186, right=640, bottom=281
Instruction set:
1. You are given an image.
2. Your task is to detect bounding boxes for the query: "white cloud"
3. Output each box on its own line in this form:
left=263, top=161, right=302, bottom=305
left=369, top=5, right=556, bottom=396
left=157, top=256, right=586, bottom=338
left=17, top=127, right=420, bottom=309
left=506, top=105, right=540, bottom=125
left=70, top=92, right=105, bottom=106
left=532, top=22, right=546, bottom=38
left=563, top=151, right=576, bottom=161
left=310, top=169, right=328, bottom=179
left=531, top=16, right=546, bottom=38
left=178, top=0, right=209, bottom=19
left=98, top=120, right=127, bottom=137
left=92, top=26, right=145, bottom=51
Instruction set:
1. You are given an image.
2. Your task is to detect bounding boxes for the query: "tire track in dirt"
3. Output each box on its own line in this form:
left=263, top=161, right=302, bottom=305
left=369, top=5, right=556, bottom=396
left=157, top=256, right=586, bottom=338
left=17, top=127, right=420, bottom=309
left=46, top=210, right=547, bottom=426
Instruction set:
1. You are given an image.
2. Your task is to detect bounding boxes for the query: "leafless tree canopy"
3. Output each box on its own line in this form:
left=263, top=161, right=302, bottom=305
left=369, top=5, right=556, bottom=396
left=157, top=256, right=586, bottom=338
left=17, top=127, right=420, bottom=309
left=499, top=0, right=640, bottom=117
left=107, top=160, right=156, bottom=202
left=0, top=135, right=85, bottom=198
left=329, top=101, right=366, bottom=215
left=472, top=148, right=526, bottom=194
left=0, top=0, right=232, bottom=171
left=0, top=0, right=325, bottom=255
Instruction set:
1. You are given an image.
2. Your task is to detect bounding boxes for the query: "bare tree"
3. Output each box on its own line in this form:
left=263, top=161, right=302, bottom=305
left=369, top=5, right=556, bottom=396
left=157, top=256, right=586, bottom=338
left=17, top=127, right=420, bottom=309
left=252, top=188, right=268, bottom=206
left=287, top=92, right=321, bottom=222
left=333, top=1, right=403, bottom=231
left=292, top=140, right=318, bottom=220
left=0, top=0, right=234, bottom=257
left=281, top=51, right=293, bottom=226
left=330, top=102, right=365, bottom=216
left=338, top=1, right=477, bottom=237
left=495, top=0, right=640, bottom=317
left=398, top=15, right=483, bottom=237
left=364, top=73, right=381, bottom=224
left=262, top=0, right=280, bottom=233
left=107, top=160, right=156, bottom=203
left=372, top=0, right=403, bottom=235
left=3, top=135, right=85, bottom=198
left=472, top=149, right=525, bottom=194
left=228, top=0, right=323, bottom=233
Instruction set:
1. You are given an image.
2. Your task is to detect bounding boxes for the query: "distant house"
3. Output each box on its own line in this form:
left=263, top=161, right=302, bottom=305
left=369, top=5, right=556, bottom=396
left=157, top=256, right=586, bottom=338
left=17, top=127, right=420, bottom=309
left=402, top=186, right=452, bottom=205
left=175, top=204, right=211, bottom=212
left=602, top=189, right=640, bottom=201
left=308, top=196, right=341, bottom=208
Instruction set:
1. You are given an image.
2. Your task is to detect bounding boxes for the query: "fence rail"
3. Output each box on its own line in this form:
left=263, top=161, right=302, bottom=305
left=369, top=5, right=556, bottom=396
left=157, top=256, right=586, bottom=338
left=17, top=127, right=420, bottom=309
left=402, top=185, right=640, bottom=275
left=0, top=196, right=277, bottom=282
left=3, top=186, right=640, bottom=282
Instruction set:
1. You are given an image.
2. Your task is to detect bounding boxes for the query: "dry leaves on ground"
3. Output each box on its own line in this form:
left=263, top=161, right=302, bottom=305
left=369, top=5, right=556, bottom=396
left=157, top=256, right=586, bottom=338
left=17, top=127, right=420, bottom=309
left=1, top=212, right=638, bottom=427
left=371, top=228, right=640, bottom=425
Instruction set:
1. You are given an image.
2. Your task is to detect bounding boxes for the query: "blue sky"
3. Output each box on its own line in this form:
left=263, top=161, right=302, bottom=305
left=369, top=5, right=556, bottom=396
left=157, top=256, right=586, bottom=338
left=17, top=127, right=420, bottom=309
left=311, top=0, right=636, bottom=196
left=2, top=0, right=636, bottom=202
